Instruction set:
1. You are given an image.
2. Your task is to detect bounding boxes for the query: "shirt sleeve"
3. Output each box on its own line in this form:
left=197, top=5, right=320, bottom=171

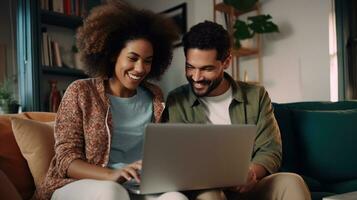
left=251, top=87, right=282, bottom=174
left=52, top=81, right=86, bottom=177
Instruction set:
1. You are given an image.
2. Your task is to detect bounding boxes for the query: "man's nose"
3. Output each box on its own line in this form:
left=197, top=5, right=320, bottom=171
left=192, top=69, right=203, bottom=82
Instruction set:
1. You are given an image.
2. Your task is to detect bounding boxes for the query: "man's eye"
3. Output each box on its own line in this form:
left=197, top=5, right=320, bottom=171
left=128, top=57, right=137, bottom=61
left=186, top=66, right=193, bottom=70
left=204, top=68, right=214, bottom=72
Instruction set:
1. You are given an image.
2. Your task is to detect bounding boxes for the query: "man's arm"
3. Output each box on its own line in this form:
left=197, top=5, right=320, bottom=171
left=251, top=87, right=282, bottom=175
left=234, top=87, right=281, bottom=193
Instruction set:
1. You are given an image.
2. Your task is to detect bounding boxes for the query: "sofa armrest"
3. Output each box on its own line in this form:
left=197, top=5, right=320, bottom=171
left=0, top=169, right=22, bottom=200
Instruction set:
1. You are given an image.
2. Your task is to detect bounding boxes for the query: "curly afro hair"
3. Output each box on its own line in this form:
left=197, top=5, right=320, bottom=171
left=182, top=21, right=231, bottom=61
left=76, top=0, right=179, bottom=80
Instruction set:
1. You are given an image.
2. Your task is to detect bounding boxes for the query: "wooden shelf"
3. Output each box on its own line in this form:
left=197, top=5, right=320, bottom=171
left=41, top=10, right=83, bottom=29
left=245, top=81, right=260, bottom=85
left=232, top=47, right=259, bottom=57
left=214, top=2, right=259, bottom=16
left=42, top=66, right=87, bottom=78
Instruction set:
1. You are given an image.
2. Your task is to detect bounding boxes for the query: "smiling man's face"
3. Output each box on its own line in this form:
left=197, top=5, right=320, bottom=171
left=185, top=48, right=230, bottom=97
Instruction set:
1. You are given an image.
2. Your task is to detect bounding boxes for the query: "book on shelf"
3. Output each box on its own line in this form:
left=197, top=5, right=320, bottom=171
left=48, top=35, right=53, bottom=67
left=41, top=29, right=50, bottom=66
left=52, top=0, right=64, bottom=13
left=41, top=0, right=88, bottom=17
left=41, top=29, right=63, bottom=67
left=52, top=41, right=63, bottom=67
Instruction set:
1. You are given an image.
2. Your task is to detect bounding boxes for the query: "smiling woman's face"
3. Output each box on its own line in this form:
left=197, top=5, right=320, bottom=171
left=112, top=38, right=153, bottom=96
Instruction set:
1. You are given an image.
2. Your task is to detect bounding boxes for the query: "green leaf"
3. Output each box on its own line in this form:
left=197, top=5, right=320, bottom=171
left=0, top=79, right=14, bottom=101
left=248, top=14, right=279, bottom=34
left=233, top=20, right=254, bottom=40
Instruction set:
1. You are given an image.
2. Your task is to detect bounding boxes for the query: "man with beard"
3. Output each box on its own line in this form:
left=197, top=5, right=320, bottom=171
left=163, top=21, right=311, bottom=200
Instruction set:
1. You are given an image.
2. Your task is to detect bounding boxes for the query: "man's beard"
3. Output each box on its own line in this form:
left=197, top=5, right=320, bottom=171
left=187, top=76, right=224, bottom=97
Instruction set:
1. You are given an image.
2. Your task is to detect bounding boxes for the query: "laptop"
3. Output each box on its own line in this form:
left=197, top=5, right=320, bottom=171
left=123, top=123, right=256, bottom=194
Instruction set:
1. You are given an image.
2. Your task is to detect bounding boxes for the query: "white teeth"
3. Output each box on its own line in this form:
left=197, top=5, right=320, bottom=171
left=194, top=83, right=205, bottom=89
left=128, top=73, right=141, bottom=80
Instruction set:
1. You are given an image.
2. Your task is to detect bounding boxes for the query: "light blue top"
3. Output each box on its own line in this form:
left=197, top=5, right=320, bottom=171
left=107, top=86, right=153, bottom=169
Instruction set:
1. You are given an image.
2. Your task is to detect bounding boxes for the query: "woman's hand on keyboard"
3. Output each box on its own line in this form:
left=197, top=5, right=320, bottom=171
left=108, top=160, right=142, bottom=184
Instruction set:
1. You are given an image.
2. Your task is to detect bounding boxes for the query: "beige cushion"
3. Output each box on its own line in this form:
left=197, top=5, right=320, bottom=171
left=11, top=117, right=55, bottom=188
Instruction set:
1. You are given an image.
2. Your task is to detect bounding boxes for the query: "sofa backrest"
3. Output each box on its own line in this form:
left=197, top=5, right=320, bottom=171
left=0, top=112, right=56, bottom=200
left=273, top=101, right=357, bottom=183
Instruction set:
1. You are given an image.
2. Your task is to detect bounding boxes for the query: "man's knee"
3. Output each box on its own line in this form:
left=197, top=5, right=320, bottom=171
left=263, top=172, right=311, bottom=200
left=270, top=173, right=307, bottom=188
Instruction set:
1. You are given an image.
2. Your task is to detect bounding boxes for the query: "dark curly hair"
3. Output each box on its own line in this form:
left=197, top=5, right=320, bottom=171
left=76, top=0, right=179, bottom=80
left=182, top=21, right=231, bottom=61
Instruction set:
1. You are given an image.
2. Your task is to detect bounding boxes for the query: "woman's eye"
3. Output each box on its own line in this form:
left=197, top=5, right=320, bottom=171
left=144, top=60, right=153, bottom=64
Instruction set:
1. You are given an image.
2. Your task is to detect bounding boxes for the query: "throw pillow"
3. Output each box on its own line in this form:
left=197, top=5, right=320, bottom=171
left=292, top=109, right=357, bottom=182
left=11, top=117, right=55, bottom=188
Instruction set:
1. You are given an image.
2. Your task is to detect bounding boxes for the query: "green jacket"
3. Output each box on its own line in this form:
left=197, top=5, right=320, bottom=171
left=163, top=73, right=282, bottom=174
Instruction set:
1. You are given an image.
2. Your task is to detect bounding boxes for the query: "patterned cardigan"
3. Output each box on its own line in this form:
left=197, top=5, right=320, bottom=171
left=36, top=78, right=164, bottom=200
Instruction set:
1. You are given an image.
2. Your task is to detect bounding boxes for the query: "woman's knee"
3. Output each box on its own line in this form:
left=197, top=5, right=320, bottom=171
left=157, top=192, right=189, bottom=200
left=195, top=189, right=226, bottom=200
left=96, top=181, right=130, bottom=200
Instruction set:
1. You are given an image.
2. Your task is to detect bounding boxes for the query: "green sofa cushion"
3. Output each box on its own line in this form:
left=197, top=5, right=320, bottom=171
left=326, top=179, right=357, bottom=194
left=292, top=109, right=357, bottom=182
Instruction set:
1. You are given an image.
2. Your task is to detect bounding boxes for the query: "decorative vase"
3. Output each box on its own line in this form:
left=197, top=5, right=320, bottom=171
left=48, top=80, right=61, bottom=112
left=240, top=37, right=256, bottom=49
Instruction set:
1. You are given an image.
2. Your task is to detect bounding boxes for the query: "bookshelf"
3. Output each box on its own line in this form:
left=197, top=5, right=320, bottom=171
left=39, top=3, right=86, bottom=111
left=41, top=10, right=82, bottom=28
left=42, top=66, right=87, bottom=77
left=16, top=0, right=101, bottom=112
left=17, top=0, right=101, bottom=111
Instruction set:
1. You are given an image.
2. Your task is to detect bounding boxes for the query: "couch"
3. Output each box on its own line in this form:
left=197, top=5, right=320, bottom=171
left=273, top=101, right=357, bottom=200
left=0, top=112, right=56, bottom=200
left=2, top=102, right=357, bottom=200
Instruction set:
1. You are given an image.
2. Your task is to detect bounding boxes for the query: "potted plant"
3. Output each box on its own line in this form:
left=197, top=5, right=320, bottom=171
left=0, top=79, right=19, bottom=114
left=224, top=0, right=279, bottom=48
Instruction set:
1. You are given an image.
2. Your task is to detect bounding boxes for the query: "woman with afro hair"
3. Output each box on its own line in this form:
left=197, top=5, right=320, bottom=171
left=36, top=1, right=188, bottom=200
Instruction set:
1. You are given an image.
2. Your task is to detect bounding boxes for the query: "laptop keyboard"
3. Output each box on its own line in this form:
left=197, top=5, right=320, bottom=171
left=123, top=179, right=140, bottom=187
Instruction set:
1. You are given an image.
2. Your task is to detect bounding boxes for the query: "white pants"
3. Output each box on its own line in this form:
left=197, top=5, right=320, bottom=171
left=51, top=179, right=188, bottom=200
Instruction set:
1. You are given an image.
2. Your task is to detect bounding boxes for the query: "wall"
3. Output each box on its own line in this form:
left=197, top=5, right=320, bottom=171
left=260, top=0, right=331, bottom=102
left=129, top=0, right=331, bottom=103
left=0, top=0, right=17, bottom=84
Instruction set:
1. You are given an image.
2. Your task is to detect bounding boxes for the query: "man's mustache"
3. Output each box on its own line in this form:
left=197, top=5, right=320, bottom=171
left=188, top=78, right=211, bottom=85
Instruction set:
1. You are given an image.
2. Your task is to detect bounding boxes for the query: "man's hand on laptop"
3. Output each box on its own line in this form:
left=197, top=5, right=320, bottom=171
left=108, top=160, right=142, bottom=184
left=229, top=166, right=258, bottom=193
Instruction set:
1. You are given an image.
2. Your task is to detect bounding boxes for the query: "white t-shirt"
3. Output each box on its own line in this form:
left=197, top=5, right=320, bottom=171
left=200, top=86, right=232, bottom=124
